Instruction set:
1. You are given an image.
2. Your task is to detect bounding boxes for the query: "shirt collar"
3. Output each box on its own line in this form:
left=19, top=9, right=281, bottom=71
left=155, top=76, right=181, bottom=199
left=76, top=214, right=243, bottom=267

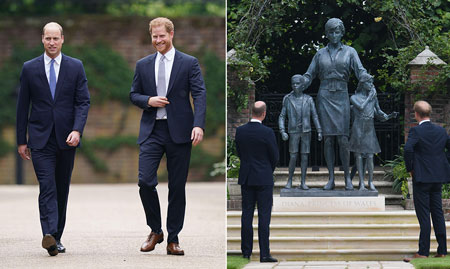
left=44, top=53, right=62, bottom=65
left=157, top=46, right=175, bottom=61
left=419, top=119, right=430, bottom=125
left=250, top=119, right=262, bottom=123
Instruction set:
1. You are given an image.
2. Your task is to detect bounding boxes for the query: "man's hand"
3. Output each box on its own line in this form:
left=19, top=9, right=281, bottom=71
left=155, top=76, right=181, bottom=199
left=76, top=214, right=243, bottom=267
left=281, top=131, right=289, bottom=141
left=318, top=132, right=323, bottom=141
left=18, top=144, right=30, bottom=160
left=148, top=96, right=170, bottom=107
left=66, top=131, right=81, bottom=147
left=191, top=127, right=204, bottom=146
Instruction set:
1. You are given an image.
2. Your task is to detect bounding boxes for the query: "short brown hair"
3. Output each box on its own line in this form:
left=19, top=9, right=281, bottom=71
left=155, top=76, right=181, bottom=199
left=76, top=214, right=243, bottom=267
left=252, top=101, right=266, bottom=117
left=414, top=100, right=432, bottom=118
left=149, top=17, right=174, bottom=34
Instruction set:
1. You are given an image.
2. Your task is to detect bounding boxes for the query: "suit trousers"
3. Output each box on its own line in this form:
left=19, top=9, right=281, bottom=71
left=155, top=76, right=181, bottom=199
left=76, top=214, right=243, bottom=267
left=138, top=120, right=192, bottom=244
left=413, top=181, right=447, bottom=256
left=241, top=184, right=273, bottom=257
left=31, top=129, right=76, bottom=240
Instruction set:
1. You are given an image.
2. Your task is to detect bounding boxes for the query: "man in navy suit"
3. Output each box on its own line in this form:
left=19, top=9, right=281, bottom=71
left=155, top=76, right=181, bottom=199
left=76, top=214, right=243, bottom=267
left=16, top=22, right=90, bottom=256
left=235, top=101, right=279, bottom=262
left=130, top=17, right=206, bottom=255
left=403, top=100, right=450, bottom=262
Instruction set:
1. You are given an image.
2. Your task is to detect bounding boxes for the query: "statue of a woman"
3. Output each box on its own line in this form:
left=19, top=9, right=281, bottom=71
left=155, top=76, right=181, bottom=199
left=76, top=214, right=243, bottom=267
left=303, top=18, right=368, bottom=190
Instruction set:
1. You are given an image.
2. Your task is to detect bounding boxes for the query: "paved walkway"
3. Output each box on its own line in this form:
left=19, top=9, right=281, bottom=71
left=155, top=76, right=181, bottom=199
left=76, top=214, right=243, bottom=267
left=0, top=183, right=226, bottom=269
left=243, top=261, right=415, bottom=269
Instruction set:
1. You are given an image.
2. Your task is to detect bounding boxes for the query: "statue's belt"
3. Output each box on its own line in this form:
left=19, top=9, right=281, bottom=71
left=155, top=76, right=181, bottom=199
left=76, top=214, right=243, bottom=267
left=319, top=79, right=348, bottom=92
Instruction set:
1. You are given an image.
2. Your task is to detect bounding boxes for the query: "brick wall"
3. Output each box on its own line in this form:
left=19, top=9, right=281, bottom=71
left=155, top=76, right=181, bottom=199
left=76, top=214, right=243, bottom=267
left=226, top=65, right=255, bottom=139
left=0, top=16, right=225, bottom=184
left=404, top=66, right=450, bottom=140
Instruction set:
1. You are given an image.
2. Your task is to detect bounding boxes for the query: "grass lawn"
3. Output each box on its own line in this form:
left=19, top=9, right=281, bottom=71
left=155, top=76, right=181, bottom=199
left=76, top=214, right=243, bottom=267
left=227, top=255, right=250, bottom=269
left=410, top=256, right=450, bottom=268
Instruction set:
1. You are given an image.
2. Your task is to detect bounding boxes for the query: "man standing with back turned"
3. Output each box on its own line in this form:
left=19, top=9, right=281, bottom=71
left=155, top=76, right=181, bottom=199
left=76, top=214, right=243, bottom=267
left=403, top=100, right=450, bottom=262
left=16, top=22, right=90, bottom=256
left=236, top=101, right=279, bottom=262
left=130, top=17, right=206, bottom=255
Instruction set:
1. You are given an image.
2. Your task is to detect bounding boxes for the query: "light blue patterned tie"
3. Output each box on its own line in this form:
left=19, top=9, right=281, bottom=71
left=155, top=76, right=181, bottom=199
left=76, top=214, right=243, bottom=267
left=49, top=59, right=56, bottom=99
left=157, top=55, right=166, bottom=119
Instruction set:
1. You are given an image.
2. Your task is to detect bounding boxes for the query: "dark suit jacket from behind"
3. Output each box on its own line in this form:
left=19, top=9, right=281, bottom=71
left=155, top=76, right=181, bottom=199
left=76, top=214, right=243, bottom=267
left=235, top=122, right=279, bottom=186
left=404, top=121, right=450, bottom=183
left=16, top=54, right=90, bottom=150
left=129, top=50, right=206, bottom=144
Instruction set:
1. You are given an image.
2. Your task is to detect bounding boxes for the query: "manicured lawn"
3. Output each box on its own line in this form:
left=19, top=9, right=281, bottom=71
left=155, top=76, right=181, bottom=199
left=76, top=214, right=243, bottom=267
left=227, top=255, right=250, bottom=269
left=411, top=256, right=450, bottom=268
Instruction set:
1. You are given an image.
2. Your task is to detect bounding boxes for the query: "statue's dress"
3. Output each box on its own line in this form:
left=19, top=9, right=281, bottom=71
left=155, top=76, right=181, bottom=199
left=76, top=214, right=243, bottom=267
left=304, top=43, right=367, bottom=136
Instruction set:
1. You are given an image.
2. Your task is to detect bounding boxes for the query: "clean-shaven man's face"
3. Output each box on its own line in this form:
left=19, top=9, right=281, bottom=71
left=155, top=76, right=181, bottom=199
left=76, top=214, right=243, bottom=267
left=42, top=25, right=64, bottom=58
left=151, top=25, right=174, bottom=55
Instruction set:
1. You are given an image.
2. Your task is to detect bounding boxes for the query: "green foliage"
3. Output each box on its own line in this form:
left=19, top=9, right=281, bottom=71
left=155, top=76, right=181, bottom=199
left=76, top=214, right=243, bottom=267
left=190, top=145, right=223, bottom=180
left=0, top=0, right=225, bottom=17
left=227, top=255, right=250, bottom=269
left=226, top=136, right=240, bottom=178
left=411, top=256, right=450, bottom=269
left=443, top=184, right=450, bottom=200
left=228, top=0, right=449, bottom=99
left=0, top=138, right=14, bottom=158
left=62, top=44, right=133, bottom=104
left=383, top=147, right=409, bottom=198
left=200, top=50, right=225, bottom=136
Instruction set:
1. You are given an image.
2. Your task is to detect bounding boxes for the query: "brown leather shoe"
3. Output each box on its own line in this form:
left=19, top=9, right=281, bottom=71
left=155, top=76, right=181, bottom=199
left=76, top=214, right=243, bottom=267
left=167, top=242, right=184, bottom=255
left=434, top=254, right=446, bottom=258
left=42, top=234, right=58, bottom=256
left=140, top=232, right=164, bottom=252
left=403, top=253, right=427, bottom=262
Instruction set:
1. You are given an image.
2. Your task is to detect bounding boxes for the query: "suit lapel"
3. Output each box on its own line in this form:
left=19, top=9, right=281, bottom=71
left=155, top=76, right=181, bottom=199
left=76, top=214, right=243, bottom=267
left=167, top=50, right=182, bottom=96
left=53, top=54, right=67, bottom=103
left=146, top=54, right=157, bottom=95
left=37, top=54, right=54, bottom=101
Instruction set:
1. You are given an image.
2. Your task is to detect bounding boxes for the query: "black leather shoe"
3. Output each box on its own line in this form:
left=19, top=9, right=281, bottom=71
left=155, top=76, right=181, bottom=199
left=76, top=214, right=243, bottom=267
left=42, top=234, right=58, bottom=256
left=56, top=240, right=66, bottom=253
left=243, top=254, right=250, bottom=259
left=260, top=255, right=277, bottom=262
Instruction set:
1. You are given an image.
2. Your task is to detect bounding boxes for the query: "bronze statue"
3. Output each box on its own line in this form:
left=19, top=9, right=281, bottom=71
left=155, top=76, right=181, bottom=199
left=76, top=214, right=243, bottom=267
left=303, top=18, right=369, bottom=190
left=279, top=75, right=322, bottom=189
left=349, top=74, right=398, bottom=191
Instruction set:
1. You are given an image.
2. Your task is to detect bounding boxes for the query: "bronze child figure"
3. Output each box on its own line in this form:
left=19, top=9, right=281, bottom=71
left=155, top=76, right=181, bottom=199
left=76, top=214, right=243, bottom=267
left=279, top=74, right=322, bottom=189
left=349, top=74, right=398, bottom=191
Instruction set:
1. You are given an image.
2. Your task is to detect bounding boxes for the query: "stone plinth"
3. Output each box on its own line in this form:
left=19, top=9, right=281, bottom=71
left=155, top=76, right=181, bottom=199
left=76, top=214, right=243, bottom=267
left=273, top=196, right=385, bottom=212
left=280, top=188, right=378, bottom=197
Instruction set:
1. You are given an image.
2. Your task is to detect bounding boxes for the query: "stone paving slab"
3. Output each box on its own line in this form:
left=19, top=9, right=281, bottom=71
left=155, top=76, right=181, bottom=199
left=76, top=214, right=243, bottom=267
left=0, top=183, right=226, bottom=269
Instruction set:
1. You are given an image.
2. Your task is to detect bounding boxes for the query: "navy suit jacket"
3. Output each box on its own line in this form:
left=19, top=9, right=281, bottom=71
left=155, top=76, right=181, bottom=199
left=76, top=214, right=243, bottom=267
left=129, top=50, right=206, bottom=144
left=16, top=54, right=90, bottom=150
left=404, top=121, right=450, bottom=183
left=235, top=122, right=279, bottom=186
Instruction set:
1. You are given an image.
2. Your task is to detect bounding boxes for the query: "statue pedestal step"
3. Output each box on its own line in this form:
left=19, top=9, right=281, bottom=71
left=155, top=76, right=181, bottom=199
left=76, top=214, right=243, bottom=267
left=273, top=196, right=385, bottom=212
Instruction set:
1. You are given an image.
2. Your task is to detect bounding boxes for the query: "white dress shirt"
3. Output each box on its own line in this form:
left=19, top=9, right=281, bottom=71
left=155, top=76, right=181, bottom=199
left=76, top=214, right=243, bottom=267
left=419, top=119, right=430, bottom=125
left=155, top=47, right=175, bottom=94
left=44, top=53, right=62, bottom=84
left=250, top=119, right=262, bottom=123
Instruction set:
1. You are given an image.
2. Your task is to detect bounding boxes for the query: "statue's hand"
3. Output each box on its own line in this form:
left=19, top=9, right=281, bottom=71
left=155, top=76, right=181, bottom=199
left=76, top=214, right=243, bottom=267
left=391, top=111, right=399, bottom=118
left=318, top=132, right=323, bottom=141
left=281, top=132, right=289, bottom=141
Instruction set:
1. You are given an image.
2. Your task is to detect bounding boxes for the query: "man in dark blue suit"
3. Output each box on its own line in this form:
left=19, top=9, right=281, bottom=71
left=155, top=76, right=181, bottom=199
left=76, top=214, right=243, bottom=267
left=130, top=17, right=206, bottom=255
left=235, top=101, right=279, bottom=262
left=403, top=100, right=450, bottom=262
left=16, top=22, right=90, bottom=256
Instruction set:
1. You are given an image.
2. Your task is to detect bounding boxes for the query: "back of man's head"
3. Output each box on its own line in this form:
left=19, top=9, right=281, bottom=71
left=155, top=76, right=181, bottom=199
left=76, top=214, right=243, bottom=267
left=414, top=100, right=432, bottom=119
left=252, top=101, right=266, bottom=119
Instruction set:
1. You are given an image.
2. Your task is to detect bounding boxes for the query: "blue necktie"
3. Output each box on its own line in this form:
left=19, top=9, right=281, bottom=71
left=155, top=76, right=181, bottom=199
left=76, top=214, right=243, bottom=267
left=49, top=59, right=56, bottom=99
